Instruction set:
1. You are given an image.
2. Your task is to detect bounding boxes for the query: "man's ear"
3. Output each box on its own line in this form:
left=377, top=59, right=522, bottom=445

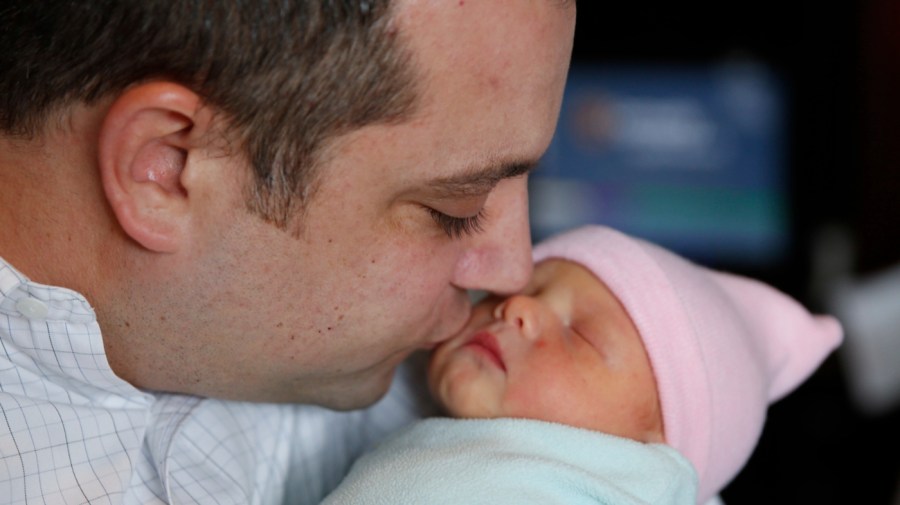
left=98, top=82, right=214, bottom=253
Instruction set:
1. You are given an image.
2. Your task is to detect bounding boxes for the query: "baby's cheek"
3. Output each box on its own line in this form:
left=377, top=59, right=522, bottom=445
left=499, top=386, right=531, bottom=417
left=501, top=371, right=577, bottom=422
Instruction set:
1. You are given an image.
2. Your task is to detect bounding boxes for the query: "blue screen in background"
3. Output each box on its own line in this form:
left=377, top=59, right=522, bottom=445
left=530, top=61, right=789, bottom=268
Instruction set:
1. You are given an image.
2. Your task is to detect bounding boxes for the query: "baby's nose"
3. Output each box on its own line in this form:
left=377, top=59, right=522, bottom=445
left=494, top=295, right=541, bottom=341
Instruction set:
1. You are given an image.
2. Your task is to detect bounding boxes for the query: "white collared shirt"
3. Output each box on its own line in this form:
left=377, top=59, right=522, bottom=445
left=0, top=258, right=434, bottom=504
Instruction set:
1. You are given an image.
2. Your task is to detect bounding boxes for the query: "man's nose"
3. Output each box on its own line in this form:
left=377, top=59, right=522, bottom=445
left=493, top=295, right=541, bottom=341
left=451, top=177, right=533, bottom=295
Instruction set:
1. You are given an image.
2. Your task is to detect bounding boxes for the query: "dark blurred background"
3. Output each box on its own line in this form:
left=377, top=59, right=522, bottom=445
left=528, top=1, right=900, bottom=503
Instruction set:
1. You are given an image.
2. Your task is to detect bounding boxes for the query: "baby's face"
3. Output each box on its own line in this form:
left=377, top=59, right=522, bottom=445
left=428, top=259, right=664, bottom=443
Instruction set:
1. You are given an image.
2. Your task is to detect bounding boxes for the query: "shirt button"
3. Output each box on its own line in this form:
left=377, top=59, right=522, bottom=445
left=16, top=297, right=49, bottom=320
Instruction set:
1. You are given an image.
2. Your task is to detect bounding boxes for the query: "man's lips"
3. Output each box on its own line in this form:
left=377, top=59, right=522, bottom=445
left=464, top=330, right=506, bottom=371
left=420, top=294, right=474, bottom=351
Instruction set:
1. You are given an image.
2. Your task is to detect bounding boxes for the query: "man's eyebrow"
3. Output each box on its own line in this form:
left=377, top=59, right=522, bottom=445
left=427, top=160, right=538, bottom=197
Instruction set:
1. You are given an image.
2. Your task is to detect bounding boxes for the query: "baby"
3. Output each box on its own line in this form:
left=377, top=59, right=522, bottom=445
left=324, top=225, right=843, bottom=505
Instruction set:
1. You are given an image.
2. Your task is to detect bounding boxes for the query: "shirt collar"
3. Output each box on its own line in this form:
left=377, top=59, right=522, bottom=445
left=0, top=255, right=150, bottom=405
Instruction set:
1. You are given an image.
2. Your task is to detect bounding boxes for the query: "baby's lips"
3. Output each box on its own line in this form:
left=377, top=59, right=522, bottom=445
left=466, top=329, right=506, bottom=371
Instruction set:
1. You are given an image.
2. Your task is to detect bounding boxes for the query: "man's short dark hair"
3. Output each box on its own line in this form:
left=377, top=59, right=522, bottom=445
left=0, top=1, right=418, bottom=227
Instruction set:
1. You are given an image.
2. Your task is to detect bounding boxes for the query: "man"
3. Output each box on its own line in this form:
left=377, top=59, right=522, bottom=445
left=0, top=1, right=576, bottom=503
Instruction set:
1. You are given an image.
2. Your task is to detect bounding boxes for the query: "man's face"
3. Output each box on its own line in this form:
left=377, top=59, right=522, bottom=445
left=161, top=1, right=576, bottom=407
left=428, top=259, right=664, bottom=443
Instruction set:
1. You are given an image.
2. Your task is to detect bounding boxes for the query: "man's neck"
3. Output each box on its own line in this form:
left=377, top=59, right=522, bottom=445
left=0, top=131, right=117, bottom=298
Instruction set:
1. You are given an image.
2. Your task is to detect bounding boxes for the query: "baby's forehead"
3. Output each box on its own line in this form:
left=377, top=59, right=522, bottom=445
left=534, top=257, right=646, bottom=338
left=529, top=258, right=606, bottom=293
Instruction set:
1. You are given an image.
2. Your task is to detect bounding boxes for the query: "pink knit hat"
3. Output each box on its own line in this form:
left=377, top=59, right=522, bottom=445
left=532, top=225, right=842, bottom=504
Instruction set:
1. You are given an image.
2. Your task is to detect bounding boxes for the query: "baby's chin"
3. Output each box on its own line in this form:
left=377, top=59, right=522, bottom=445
left=428, top=335, right=508, bottom=418
left=443, top=401, right=499, bottom=420
left=430, top=371, right=503, bottom=419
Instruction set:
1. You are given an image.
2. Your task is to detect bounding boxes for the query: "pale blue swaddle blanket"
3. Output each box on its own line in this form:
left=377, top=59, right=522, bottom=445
left=322, top=417, right=697, bottom=504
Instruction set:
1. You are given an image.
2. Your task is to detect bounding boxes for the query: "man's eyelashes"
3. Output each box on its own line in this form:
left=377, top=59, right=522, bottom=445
left=428, top=208, right=487, bottom=239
